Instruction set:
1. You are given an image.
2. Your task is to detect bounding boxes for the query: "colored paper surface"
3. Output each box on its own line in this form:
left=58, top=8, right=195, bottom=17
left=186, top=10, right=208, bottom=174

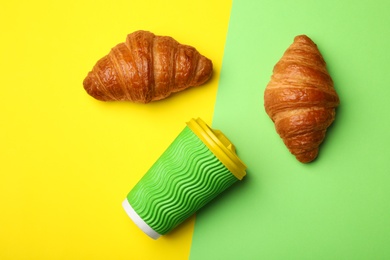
left=0, top=0, right=231, bottom=259
left=190, top=0, right=390, bottom=259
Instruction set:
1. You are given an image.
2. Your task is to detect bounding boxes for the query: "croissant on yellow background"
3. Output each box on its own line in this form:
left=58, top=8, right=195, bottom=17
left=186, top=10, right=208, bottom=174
left=264, top=35, right=340, bottom=163
left=83, top=30, right=213, bottom=103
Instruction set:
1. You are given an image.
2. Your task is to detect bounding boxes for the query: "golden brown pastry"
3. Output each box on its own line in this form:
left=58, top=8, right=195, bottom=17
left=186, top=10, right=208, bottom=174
left=264, top=35, right=340, bottom=163
left=83, top=30, right=213, bottom=103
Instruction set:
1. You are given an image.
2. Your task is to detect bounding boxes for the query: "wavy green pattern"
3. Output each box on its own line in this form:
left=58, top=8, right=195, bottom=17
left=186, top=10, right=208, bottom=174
left=127, top=127, right=238, bottom=235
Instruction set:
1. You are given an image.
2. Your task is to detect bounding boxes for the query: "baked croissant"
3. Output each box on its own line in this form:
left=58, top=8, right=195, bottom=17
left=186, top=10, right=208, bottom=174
left=83, top=30, right=213, bottom=103
left=264, top=35, right=340, bottom=163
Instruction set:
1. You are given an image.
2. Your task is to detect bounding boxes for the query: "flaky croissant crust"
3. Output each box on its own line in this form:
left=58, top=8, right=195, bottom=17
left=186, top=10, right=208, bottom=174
left=264, top=35, right=340, bottom=163
left=83, top=30, right=213, bottom=103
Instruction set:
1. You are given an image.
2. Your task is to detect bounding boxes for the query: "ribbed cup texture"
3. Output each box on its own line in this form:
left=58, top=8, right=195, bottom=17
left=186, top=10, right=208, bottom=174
left=127, top=126, right=238, bottom=235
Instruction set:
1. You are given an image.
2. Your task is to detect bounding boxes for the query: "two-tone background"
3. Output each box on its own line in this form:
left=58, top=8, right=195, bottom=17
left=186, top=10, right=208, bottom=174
left=2, top=0, right=390, bottom=259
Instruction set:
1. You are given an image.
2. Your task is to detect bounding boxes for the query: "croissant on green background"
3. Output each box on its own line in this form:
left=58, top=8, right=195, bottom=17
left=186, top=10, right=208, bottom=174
left=264, top=35, right=340, bottom=163
left=83, top=30, right=213, bottom=103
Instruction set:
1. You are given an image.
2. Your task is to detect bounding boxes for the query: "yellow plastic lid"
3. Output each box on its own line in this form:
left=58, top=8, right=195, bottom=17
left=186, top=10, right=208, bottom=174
left=186, top=118, right=247, bottom=180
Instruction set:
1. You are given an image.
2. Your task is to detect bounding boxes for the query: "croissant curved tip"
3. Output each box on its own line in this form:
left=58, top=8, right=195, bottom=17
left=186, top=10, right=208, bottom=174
left=294, top=34, right=313, bottom=42
left=293, top=35, right=320, bottom=51
left=193, top=57, right=213, bottom=86
left=295, top=148, right=319, bottom=163
left=83, top=72, right=111, bottom=101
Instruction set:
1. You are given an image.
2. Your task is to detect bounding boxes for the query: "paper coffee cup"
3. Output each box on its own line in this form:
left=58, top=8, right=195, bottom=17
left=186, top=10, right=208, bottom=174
left=123, top=118, right=246, bottom=239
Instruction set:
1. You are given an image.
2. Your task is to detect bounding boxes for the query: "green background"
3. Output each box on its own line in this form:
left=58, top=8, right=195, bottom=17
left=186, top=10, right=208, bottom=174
left=190, top=0, right=390, bottom=259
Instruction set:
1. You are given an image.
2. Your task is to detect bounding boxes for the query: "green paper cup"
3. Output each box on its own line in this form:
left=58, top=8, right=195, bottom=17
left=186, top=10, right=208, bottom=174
left=122, top=118, right=247, bottom=239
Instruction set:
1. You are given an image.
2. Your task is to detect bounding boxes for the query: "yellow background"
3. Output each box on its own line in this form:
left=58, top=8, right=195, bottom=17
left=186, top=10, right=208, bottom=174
left=0, top=0, right=231, bottom=259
